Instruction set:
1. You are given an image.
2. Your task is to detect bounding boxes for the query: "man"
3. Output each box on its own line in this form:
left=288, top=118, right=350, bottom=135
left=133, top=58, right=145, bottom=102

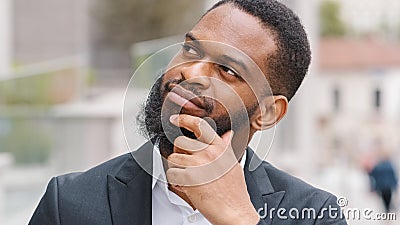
left=30, top=0, right=347, bottom=224
left=369, top=153, right=398, bottom=212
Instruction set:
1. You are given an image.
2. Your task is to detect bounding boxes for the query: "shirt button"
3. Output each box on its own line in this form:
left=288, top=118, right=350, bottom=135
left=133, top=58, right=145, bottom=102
left=188, top=214, right=197, bottom=223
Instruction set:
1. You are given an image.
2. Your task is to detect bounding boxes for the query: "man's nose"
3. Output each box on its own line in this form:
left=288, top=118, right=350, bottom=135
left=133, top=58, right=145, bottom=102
left=180, top=61, right=213, bottom=89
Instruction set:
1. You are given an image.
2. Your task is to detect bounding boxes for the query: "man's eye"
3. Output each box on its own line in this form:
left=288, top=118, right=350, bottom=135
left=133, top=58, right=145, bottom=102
left=219, top=65, right=240, bottom=78
left=182, top=44, right=199, bottom=56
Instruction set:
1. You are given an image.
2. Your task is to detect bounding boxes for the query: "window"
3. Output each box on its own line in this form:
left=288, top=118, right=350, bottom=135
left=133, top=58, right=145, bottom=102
left=333, top=86, right=340, bottom=112
left=374, top=88, right=381, bottom=111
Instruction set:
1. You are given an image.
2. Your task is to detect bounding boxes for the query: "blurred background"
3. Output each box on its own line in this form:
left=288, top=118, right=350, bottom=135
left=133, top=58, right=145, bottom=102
left=0, top=0, right=399, bottom=224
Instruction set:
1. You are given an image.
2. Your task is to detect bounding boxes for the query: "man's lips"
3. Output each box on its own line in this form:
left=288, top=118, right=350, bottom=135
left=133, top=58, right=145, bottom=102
left=166, top=85, right=205, bottom=111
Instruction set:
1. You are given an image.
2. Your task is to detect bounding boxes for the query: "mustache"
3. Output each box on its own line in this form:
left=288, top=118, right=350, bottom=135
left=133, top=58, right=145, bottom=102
left=163, top=78, right=214, bottom=114
left=164, top=78, right=201, bottom=95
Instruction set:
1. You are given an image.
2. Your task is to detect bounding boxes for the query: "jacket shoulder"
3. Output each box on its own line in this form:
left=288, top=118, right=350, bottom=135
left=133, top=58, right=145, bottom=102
left=46, top=153, right=133, bottom=224
left=261, top=162, right=346, bottom=220
left=260, top=161, right=347, bottom=224
left=57, top=153, right=132, bottom=185
left=30, top=153, right=135, bottom=225
left=55, top=153, right=133, bottom=202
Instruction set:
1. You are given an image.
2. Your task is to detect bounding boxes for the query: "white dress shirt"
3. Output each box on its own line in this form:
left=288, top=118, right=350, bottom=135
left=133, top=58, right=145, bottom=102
left=152, top=143, right=247, bottom=225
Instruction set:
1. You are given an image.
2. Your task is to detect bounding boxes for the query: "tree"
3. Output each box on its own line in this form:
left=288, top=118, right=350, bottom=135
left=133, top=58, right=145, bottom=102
left=319, top=0, right=347, bottom=37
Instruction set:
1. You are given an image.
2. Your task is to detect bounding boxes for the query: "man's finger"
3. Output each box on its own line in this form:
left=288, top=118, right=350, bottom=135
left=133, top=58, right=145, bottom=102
left=221, top=130, right=234, bottom=146
left=166, top=166, right=215, bottom=186
left=167, top=153, right=196, bottom=168
left=174, top=136, right=209, bottom=154
left=170, top=114, right=219, bottom=144
left=166, top=167, right=191, bottom=186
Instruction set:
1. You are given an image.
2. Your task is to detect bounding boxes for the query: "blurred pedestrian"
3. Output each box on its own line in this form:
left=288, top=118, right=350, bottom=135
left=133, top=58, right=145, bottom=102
left=368, top=152, right=398, bottom=212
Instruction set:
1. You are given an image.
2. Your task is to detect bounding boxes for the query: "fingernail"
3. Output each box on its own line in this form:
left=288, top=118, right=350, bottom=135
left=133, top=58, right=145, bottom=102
left=170, top=115, right=178, bottom=123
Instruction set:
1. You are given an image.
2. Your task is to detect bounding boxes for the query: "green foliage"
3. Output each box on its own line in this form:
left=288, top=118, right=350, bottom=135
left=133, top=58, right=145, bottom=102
left=396, top=21, right=400, bottom=40
left=132, top=54, right=154, bottom=88
left=86, top=68, right=97, bottom=87
left=320, top=0, right=347, bottom=37
left=0, top=119, right=51, bottom=165
left=0, top=67, right=93, bottom=105
left=0, top=73, right=53, bottom=105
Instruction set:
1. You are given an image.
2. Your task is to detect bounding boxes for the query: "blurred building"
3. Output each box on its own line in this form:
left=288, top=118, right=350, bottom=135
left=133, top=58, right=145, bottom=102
left=333, top=0, right=400, bottom=35
left=0, top=0, right=12, bottom=76
left=12, top=0, right=91, bottom=64
left=315, top=37, right=400, bottom=165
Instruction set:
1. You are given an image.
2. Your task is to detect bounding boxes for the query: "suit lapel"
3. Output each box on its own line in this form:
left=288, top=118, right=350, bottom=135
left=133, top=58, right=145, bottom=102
left=245, top=149, right=285, bottom=225
left=107, top=141, right=154, bottom=225
left=106, top=143, right=284, bottom=225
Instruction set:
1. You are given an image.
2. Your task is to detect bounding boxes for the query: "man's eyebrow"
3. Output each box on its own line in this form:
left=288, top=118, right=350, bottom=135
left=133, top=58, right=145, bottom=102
left=220, top=54, right=249, bottom=72
left=185, top=32, right=249, bottom=72
left=185, top=32, right=200, bottom=45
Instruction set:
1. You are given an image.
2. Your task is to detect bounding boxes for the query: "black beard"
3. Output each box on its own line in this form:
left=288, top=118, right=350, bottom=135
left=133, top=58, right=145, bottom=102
left=136, top=74, right=257, bottom=157
left=136, top=75, right=183, bottom=157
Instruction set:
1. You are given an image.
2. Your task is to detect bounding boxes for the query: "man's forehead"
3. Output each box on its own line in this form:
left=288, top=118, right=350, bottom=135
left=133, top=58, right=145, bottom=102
left=189, top=4, right=277, bottom=72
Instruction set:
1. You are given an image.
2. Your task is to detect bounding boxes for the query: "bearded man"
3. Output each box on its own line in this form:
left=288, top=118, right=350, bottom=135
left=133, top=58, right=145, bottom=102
left=30, top=0, right=347, bottom=224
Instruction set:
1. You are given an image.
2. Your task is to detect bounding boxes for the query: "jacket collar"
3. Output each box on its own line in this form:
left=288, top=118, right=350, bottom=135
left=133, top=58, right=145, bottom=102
left=107, top=141, right=154, bottom=225
left=106, top=142, right=285, bottom=225
left=245, top=148, right=286, bottom=225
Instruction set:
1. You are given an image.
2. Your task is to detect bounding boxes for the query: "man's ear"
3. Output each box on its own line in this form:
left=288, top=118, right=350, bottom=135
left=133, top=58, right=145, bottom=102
left=251, top=95, right=288, bottom=131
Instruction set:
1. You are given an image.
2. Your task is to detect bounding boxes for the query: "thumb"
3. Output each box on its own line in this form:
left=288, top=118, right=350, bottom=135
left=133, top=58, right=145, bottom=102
left=221, top=130, right=234, bottom=145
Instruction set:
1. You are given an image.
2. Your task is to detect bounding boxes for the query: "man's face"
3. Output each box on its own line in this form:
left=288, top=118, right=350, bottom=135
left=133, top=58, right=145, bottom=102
left=140, top=4, right=277, bottom=154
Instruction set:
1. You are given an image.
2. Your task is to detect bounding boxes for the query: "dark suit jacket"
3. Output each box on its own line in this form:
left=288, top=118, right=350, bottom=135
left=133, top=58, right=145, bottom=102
left=369, top=160, right=398, bottom=191
left=29, top=141, right=347, bottom=225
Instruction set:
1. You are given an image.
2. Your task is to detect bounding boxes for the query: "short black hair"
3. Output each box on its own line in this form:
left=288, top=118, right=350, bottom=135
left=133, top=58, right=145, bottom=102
left=207, top=0, right=311, bottom=101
